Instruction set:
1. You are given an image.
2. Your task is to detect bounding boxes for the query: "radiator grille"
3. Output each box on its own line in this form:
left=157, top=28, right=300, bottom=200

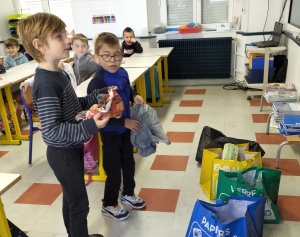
left=158, top=37, right=232, bottom=79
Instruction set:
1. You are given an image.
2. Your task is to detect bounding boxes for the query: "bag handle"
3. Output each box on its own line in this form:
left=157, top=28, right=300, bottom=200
left=236, top=172, right=245, bottom=184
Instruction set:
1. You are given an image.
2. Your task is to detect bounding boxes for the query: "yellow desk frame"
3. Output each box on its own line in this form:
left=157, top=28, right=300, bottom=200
left=162, top=56, right=175, bottom=93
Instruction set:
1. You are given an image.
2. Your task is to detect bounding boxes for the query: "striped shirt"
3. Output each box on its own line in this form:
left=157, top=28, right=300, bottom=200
left=33, top=68, right=107, bottom=148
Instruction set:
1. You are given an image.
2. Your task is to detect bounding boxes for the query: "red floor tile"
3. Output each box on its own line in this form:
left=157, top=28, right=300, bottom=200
left=151, top=155, right=189, bottom=171
left=184, top=89, right=206, bottom=95
left=172, top=114, right=200, bottom=122
left=138, top=188, right=180, bottom=212
left=249, top=100, right=272, bottom=107
left=255, top=133, right=286, bottom=144
left=179, top=100, right=203, bottom=107
left=15, top=183, right=62, bottom=205
left=166, top=132, right=195, bottom=143
left=277, top=195, right=300, bottom=221
left=262, top=158, right=300, bottom=176
left=20, top=130, right=38, bottom=135
left=0, top=151, right=9, bottom=158
left=252, top=114, right=270, bottom=123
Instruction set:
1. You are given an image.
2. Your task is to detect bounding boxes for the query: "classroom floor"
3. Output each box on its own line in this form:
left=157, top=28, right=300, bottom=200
left=1, top=86, right=300, bottom=237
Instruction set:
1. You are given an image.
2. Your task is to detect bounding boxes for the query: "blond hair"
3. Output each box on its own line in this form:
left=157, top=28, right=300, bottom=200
left=94, top=32, right=120, bottom=55
left=71, top=33, right=89, bottom=45
left=17, top=13, right=66, bottom=63
left=4, top=38, right=19, bottom=48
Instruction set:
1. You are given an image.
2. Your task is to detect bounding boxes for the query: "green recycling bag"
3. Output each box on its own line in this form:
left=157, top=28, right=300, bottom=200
left=216, top=166, right=282, bottom=223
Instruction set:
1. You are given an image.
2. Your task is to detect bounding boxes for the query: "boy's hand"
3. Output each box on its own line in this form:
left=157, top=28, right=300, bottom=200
left=20, top=81, right=30, bottom=92
left=133, top=95, right=144, bottom=104
left=125, top=118, right=140, bottom=132
left=93, top=113, right=109, bottom=128
left=130, top=38, right=137, bottom=43
left=108, top=86, right=118, bottom=91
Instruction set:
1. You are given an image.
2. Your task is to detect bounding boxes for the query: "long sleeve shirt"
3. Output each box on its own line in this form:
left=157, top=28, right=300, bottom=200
left=121, top=41, right=143, bottom=57
left=33, top=68, right=106, bottom=148
left=4, top=53, right=28, bottom=70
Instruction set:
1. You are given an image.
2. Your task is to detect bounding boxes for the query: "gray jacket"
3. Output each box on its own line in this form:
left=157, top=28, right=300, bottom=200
left=130, top=104, right=170, bottom=157
left=74, top=52, right=98, bottom=85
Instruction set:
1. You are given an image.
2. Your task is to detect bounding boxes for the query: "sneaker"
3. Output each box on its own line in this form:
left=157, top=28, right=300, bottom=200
left=88, top=234, right=104, bottom=237
left=101, top=204, right=130, bottom=220
left=120, top=194, right=146, bottom=209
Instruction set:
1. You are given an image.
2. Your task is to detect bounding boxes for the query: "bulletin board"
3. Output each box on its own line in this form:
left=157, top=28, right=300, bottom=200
left=71, top=0, right=149, bottom=39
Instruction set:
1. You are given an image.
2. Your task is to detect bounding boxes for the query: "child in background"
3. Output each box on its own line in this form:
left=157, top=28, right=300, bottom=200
left=71, top=33, right=99, bottom=84
left=4, top=39, right=29, bottom=126
left=3, top=39, right=28, bottom=70
left=18, top=12, right=109, bottom=237
left=122, top=27, right=143, bottom=57
left=87, top=32, right=145, bottom=221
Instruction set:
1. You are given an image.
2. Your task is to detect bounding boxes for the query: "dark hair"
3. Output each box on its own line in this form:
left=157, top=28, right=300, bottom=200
left=123, top=27, right=135, bottom=37
left=4, top=38, right=19, bottom=48
left=94, top=32, right=120, bottom=55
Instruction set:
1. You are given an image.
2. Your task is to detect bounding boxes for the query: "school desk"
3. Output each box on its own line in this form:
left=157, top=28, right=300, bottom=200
left=0, top=173, right=22, bottom=237
left=131, top=47, right=175, bottom=93
left=122, top=56, right=170, bottom=107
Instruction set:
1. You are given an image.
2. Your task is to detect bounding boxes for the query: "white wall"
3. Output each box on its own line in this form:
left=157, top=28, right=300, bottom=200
left=0, top=0, right=17, bottom=56
left=147, top=0, right=161, bottom=34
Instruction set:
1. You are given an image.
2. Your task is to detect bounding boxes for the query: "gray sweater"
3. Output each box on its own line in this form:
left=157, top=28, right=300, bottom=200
left=74, top=52, right=99, bottom=85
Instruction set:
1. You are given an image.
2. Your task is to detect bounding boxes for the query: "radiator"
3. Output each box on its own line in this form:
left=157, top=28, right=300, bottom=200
left=158, top=37, right=232, bottom=79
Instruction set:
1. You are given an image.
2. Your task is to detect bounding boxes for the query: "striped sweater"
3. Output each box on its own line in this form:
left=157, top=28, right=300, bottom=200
left=33, top=68, right=107, bottom=148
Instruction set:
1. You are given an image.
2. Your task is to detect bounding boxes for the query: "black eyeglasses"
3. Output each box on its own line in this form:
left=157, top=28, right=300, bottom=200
left=100, top=53, right=123, bottom=62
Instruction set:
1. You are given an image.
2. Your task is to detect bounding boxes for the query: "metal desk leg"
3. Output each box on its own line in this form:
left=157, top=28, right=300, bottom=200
left=266, top=112, right=274, bottom=135
left=259, top=93, right=265, bottom=112
left=148, top=66, right=163, bottom=107
left=4, top=86, right=29, bottom=141
left=276, top=141, right=289, bottom=169
left=0, top=90, right=21, bottom=145
left=162, top=56, right=175, bottom=93
left=0, top=198, right=12, bottom=237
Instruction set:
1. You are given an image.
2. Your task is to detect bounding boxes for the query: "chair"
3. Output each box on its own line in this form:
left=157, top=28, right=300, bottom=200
left=20, top=87, right=40, bottom=166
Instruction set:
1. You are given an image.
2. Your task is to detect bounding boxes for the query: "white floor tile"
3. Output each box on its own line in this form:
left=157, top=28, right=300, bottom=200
left=143, top=170, right=184, bottom=189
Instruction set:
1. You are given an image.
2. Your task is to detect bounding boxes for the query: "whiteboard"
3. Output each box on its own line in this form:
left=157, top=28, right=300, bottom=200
left=71, top=0, right=149, bottom=39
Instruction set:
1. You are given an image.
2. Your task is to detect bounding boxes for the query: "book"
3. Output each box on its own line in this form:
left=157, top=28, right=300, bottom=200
left=265, top=83, right=295, bottom=91
left=283, top=115, right=300, bottom=126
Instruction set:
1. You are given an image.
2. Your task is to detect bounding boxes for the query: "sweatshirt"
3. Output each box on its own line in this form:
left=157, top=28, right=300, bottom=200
left=4, top=53, right=28, bottom=70
left=121, top=41, right=143, bottom=57
left=74, top=52, right=99, bottom=85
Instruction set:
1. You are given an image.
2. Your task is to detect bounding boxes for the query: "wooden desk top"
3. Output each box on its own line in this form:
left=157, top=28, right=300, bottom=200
left=122, top=56, right=160, bottom=68
left=131, top=47, right=174, bottom=57
left=0, top=173, right=21, bottom=196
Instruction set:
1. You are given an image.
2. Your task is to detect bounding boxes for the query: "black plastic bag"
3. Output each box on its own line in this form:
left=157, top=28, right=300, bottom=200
left=7, top=219, right=29, bottom=237
left=196, top=126, right=265, bottom=163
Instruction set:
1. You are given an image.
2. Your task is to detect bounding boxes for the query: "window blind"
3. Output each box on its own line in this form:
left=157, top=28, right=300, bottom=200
left=48, top=0, right=74, bottom=31
left=19, top=0, right=43, bottom=14
left=167, top=0, right=193, bottom=26
left=202, top=0, right=228, bottom=24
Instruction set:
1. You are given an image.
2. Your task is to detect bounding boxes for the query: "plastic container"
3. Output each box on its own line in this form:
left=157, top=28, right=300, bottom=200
left=179, top=26, right=200, bottom=34
left=153, top=26, right=166, bottom=34
left=252, top=57, right=274, bottom=69
left=245, top=64, right=276, bottom=84
left=7, top=14, right=30, bottom=20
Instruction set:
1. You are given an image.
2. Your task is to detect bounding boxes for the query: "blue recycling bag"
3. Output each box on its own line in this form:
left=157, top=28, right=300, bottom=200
left=185, top=196, right=266, bottom=237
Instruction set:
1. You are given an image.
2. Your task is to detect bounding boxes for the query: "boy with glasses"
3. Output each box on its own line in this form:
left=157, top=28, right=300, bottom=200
left=87, top=32, right=145, bottom=221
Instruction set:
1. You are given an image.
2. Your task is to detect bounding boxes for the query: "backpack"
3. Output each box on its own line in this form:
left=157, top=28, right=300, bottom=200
left=273, top=55, right=288, bottom=83
left=84, top=134, right=99, bottom=186
left=0, top=64, right=6, bottom=74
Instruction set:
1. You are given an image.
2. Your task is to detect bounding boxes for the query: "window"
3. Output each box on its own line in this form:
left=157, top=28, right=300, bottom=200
left=167, top=0, right=193, bottom=26
left=18, top=0, right=74, bottom=31
left=202, top=0, right=228, bottom=24
left=163, top=0, right=229, bottom=26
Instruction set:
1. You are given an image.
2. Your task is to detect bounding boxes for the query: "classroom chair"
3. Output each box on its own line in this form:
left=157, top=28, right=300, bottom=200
left=20, top=87, right=41, bottom=166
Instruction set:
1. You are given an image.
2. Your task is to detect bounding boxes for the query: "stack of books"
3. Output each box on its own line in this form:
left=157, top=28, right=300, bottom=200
left=265, top=91, right=298, bottom=103
left=279, top=114, right=300, bottom=136
left=272, top=102, right=300, bottom=123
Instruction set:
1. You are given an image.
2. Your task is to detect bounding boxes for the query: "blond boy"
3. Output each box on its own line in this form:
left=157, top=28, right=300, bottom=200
left=18, top=12, right=109, bottom=237
left=71, top=33, right=98, bottom=84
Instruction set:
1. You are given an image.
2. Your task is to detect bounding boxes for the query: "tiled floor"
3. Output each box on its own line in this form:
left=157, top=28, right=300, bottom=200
left=1, top=86, right=300, bottom=237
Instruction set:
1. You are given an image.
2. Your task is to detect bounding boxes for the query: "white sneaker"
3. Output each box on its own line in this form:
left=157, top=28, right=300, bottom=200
left=120, top=194, right=146, bottom=209
left=101, top=204, right=130, bottom=220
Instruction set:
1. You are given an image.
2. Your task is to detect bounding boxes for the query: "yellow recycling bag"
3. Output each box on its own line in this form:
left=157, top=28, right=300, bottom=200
left=200, top=144, right=262, bottom=200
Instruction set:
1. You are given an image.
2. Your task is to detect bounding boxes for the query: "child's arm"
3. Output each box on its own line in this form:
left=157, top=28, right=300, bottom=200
left=133, top=41, right=143, bottom=53
left=3, top=57, right=15, bottom=70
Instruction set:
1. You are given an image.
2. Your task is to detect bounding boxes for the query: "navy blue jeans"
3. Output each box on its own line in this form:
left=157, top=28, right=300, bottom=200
left=47, top=146, right=89, bottom=237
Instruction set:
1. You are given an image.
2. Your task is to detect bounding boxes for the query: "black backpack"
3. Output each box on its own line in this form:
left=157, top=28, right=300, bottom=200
left=0, top=64, right=6, bottom=74
left=273, top=55, right=288, bottom=83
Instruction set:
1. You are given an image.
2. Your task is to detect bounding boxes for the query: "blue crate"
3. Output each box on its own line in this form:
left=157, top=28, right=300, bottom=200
left=245, top=64, right=275, bottom=84
left=252, top=57, right=274, bottom=69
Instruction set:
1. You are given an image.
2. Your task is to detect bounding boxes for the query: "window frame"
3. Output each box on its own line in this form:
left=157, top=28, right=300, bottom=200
left=160, top=0, right=234, bottom=28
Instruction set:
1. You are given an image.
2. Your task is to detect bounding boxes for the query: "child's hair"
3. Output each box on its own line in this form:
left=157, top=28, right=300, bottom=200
left=17, top=12, right=66, bottom=63
left=71, top=33, right=88, bottom=45
left=4, top=39, right=19, bottom=48
left=123, top=27, right=135, bottom=37
left=94, top=32, right=120, bottom=55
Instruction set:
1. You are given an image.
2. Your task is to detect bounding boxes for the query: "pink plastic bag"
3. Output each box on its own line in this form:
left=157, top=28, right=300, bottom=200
left=84, top=134, right=99, bottom=186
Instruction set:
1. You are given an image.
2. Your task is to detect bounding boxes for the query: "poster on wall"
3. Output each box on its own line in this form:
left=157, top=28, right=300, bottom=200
left=91, top=7, right=117, bottom=30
